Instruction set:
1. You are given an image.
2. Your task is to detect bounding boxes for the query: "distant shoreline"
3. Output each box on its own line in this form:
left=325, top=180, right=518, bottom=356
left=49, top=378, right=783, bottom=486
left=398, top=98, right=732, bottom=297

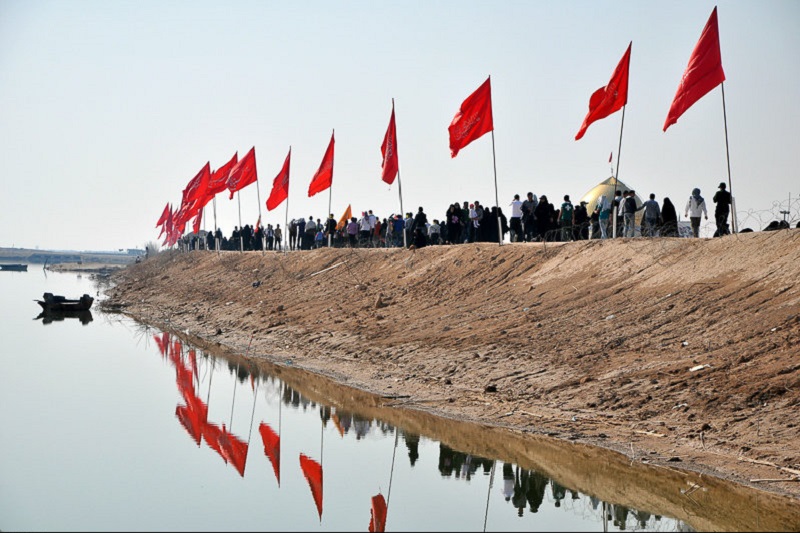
left=0, top=247, right=140, bottom=267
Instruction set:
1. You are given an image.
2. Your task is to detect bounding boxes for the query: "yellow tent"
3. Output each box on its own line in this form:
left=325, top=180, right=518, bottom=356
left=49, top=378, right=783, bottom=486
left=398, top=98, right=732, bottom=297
left=579, top=177, right=644, bottom=235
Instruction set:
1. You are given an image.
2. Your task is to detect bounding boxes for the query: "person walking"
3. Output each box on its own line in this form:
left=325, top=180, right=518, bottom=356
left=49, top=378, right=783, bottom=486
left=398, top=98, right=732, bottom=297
left=659, top=198, right=678, bottom=237
left=712, top=182, right=732, bottom=236
left=641, top=194, right=661, bottom=237
left=595, top=195, right=611, bottom=239
left=521, top=192, right=538, bottom=242
left=685, top=188, right=708, bottom=238
left=509, top=194, right=524, bottom=242
left=559, top=195, right=574, bottom=242
left=622, top=191, right=643, bottom=238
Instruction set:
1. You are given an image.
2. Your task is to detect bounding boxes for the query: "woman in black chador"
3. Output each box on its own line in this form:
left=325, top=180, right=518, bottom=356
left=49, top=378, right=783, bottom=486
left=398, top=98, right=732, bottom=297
left=660, top=197, right=679, bottom=237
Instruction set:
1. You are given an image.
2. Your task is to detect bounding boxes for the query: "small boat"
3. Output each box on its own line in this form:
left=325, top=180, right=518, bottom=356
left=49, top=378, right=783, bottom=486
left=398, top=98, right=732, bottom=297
left=1, top=263, right=28, bottom=272
left=36, top=292, right=94, bottom=312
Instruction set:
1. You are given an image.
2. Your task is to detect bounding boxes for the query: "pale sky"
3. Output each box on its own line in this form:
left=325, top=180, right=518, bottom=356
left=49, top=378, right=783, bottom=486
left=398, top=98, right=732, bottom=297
left=1, top=0, right=798, bottom=251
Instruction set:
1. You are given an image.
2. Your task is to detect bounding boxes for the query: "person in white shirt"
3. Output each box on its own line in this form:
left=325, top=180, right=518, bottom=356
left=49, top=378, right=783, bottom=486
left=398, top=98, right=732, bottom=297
left=509, top=194, right=523, bottom=242
left=684, top=188, right=708, bottom=238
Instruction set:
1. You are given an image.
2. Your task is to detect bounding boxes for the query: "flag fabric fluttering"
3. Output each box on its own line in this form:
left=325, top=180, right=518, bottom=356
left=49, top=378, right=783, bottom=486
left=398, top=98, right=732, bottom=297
left=308, top=132, right=335, bottom=197
left=380, top=105, right=399, bottom=185
left=336, top=204, right=352, bottom=231
left=155, top=203, right=170, bottom=228
left=575, top=42, right=632, bottom=141
left=227, top=147, right=258, bottom=199
left=663, top=6, right=726, bottom=132
left=448, top=77, right=494, bottom=158
left=266, top=148, right=291, bottom=211
left=207, top=152, right=238, bottom=198
left=609, top=151, right=613, bottom=163
left=192, top=208, right=203, bottom=235
left=181, top=162, right=211, bottom=208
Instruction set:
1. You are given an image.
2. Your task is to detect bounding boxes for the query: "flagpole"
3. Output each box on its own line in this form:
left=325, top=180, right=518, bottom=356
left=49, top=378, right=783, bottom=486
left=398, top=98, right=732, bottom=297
left=491, top=129, right=502, bottom=246
left=237, top=191, right=243, bottom=252
left=213, top=197, right=219, bottom=253
left=255, top=177, right=265, bottom=252
left=483, top=461, right=497, bottom=532
left=284, top=192, right=290, bottom=255
left=201, top=206, right=206, bottom=250
left=721, top=82, right=736, bottom=233
left=284, top=146, right=291, bottom=254
left=612, top=105, right=626, bottom=239
left=327, top=129, right=334, bottom=248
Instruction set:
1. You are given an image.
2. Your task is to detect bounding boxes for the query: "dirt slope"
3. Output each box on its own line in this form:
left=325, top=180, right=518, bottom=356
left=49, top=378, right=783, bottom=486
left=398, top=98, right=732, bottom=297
left=104, top=230, right=800, bottom=499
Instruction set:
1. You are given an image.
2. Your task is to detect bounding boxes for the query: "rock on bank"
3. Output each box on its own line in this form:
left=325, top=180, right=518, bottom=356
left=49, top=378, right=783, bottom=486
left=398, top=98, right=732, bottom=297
left=106, top=230, right=800, bottom=497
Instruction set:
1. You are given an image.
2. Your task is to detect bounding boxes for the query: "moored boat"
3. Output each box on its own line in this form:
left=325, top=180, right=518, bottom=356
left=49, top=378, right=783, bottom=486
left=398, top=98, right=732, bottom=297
left=0, top=263, right=28, bottom=271
left=36, top=292, right=94, bottom=312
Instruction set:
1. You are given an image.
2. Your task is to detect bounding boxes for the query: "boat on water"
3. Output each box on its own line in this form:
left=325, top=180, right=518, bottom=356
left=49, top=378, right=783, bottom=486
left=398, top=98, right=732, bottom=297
left=1, top=263, right=28, bottom=271
left=36, top=292, right=94, bottom=312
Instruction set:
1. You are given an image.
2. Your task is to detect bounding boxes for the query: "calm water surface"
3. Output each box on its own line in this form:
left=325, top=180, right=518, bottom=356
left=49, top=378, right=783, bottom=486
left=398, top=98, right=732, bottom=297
left=1, top=267, right=797, bottom=532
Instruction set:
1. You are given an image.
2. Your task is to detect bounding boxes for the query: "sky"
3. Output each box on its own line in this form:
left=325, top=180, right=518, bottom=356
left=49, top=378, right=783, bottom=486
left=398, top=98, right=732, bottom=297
left=1, top=0, right=798, bottom=252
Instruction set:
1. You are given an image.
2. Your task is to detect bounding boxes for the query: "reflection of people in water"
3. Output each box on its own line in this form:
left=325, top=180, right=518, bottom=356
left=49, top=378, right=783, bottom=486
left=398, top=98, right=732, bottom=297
left=512, top=466, right=527, bottom=517
left=319, top=405, right=331, bottom=426
left=526, top=470, right=548, bottom=513
left=613, top=504, right=630, bottom=530
left=502, top=463, right=514, bottom=502
left=634, top=509, right=651, bottom=529
left=551, top=480, right=567, bottom=508
left=352, top=414, right=371, bottom=440
left=403, top=432, right=420, bottom=466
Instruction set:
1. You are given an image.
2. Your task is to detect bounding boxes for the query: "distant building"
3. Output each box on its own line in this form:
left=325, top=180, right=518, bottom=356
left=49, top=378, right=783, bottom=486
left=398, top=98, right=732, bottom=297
left=127, top=248, right=145, bottom=256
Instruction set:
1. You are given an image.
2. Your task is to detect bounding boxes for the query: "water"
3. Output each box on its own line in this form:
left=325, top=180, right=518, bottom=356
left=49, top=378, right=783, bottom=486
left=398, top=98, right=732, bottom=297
left=1, top=266, right=798, bottom=532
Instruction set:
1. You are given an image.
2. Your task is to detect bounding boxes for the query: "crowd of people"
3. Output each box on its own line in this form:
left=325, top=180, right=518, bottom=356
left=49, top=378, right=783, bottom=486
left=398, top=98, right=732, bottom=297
left=182, top=182, right=735, bottom=251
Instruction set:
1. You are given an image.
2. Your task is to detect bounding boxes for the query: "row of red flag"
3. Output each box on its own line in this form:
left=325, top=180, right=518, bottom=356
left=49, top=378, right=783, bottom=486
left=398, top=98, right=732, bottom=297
left=156, top=6, right=725, bottom=245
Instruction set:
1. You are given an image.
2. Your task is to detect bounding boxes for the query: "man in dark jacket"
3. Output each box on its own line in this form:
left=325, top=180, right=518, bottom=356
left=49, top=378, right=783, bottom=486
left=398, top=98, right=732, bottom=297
left=713, top=182, right=732, bottom=236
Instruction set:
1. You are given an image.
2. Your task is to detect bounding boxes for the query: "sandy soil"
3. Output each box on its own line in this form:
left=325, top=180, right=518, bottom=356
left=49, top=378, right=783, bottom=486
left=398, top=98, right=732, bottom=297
left=103, top=230, right=800, bottom=502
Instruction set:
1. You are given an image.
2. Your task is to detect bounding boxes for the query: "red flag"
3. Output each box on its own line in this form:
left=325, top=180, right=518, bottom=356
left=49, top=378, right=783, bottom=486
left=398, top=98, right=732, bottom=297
left=308, top=132, right=335, bottom=197
left=191, top=208, right=203, bottom=235
left=218, top=424, right=249, bottom=477
left=663, top=7, right=726, bottom=132
left=299, top=453, right=323, bottom=519
left=258, top=422, right=281, bottom=485
left=154, top=332, right=169, bottom=357
left=448, top=77, right=493, bottom=158
left=202, top=421, right=226, bottom=460
left=207, top=152, right=238, bottom=197
left=227, top=147, right=258, bottom=199
left=609, top=152, right=613, bottom=163
left=157, top=204, right=171, bottom=239
left=368, top=493, right=387, bottom=533
left=380, top=104, right=399, bottom=185
left=575, top=42, right=631, bottom=140
left=155, top=203, right=170, bottom=228
left=182, top=162, right=211, bottom=205
left=176, top=405, right=204, bottom=446
left=266, top=148, right=291, bottom=211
